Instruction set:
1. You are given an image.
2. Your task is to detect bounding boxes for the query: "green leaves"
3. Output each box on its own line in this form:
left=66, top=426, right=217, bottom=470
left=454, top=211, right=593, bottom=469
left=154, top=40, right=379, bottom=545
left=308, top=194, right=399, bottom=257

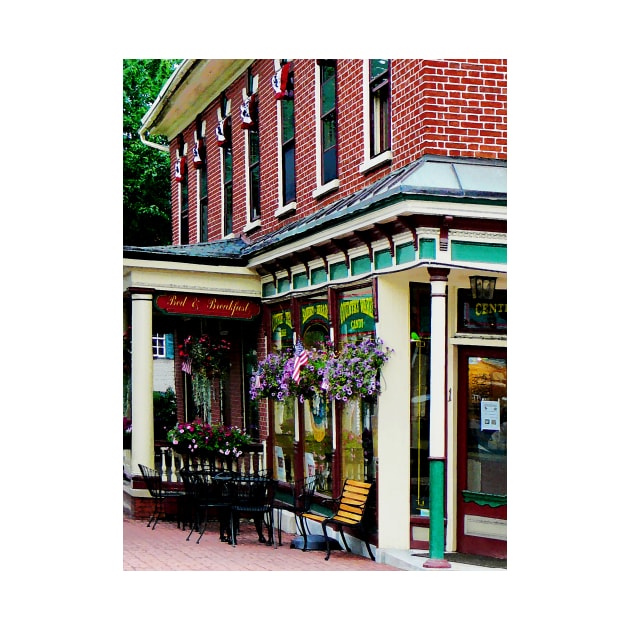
left=123, top=59, right=181, bottom=246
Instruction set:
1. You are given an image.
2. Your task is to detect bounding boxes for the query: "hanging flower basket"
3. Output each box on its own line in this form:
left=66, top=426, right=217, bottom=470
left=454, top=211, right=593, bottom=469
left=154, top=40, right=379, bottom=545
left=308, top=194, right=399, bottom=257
left=249, top=338, right=393, bottom=403
left=323, top=337, right=392, bottom=402
left=179, top=334, right=231, bottom=420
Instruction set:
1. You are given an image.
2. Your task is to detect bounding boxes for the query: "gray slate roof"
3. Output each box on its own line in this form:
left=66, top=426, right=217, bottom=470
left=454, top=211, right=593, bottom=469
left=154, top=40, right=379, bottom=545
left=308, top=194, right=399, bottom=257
left=123, top=155, right=506, bottom=266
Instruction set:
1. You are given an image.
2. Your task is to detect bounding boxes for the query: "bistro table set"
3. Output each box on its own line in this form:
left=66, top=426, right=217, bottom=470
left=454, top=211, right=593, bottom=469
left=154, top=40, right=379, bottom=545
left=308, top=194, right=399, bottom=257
left=140, top=463, right=277, bottom=548
left=139, top=463, right=375, bottom=561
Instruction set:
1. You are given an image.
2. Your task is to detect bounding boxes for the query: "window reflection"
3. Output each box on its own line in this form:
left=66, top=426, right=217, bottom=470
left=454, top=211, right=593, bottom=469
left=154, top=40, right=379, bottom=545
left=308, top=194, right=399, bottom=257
left=466, top=357, right=507, bottom=495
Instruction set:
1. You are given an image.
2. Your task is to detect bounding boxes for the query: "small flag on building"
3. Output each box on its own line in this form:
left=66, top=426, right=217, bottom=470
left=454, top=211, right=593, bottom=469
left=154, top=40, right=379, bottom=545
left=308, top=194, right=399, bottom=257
left=181, top=357, right=192, bottom=375
left=292, top=341, right=310, bottom=383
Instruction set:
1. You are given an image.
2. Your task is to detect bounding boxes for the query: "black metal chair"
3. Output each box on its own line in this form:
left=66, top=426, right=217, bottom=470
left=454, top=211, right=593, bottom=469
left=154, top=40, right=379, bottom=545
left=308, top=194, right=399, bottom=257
left=228, top=475, right=277, bottom=548
left=180, top=468, right=232, bottom=544
left=273, top=475, right=317, bottom=546
left=138, top=464, right=186, bottom=530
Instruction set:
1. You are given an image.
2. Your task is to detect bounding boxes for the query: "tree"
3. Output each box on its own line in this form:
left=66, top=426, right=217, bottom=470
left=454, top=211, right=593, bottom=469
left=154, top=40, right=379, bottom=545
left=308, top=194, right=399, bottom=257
left=123, top=59, right=181, bottom=246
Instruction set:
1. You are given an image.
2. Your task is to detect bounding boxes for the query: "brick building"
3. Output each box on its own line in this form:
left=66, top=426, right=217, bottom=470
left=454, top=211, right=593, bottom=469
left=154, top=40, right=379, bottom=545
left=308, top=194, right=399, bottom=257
left=123, top=59, right=507, bottom=562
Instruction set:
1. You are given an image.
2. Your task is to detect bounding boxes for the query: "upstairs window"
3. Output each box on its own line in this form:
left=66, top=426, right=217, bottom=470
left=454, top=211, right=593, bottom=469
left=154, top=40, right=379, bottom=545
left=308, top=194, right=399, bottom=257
left=281, top=96, right=296, bottom=205
left=217, top=94, right=233, bottom=236
left=369, top=59, right=391, bottom=158
left=223, top=144, right=233, bottom=235
left=177, top=134, right=189, bottom=245
left=195, top=115, right=208, bottom=242
left=276, top=60, right=296, bottom=208
left=249, top=128, right=260, bottom=222
left=243, top=68, right=260, bottom=223
left=319, top=60, right=338, bottom=184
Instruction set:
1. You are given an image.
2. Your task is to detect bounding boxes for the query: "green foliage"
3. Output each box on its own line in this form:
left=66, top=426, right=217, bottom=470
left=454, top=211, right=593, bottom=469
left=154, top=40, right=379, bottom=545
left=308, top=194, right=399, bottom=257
left=153, top=388, right=177, bottom=440
left=123, top=59, right=182, bottom=245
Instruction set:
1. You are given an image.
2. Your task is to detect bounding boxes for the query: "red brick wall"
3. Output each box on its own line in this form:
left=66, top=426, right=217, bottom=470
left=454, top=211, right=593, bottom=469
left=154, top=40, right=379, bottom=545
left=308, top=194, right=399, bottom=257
left=168, top=58, right=507, bottom=245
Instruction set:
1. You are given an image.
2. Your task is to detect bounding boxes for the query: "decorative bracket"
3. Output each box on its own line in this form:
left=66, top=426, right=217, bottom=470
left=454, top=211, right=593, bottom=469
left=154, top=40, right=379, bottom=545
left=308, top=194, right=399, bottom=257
left=398, top=216, right=418, bottom=250
left=440, top=215, right=454, bottom=252
left=374, top=223, right=395, bottom=258
left=331, top=238, right=350, bottom=268
left=310, top=245, right=329, bottom=274
left=353, top=230, right=373, bottom=262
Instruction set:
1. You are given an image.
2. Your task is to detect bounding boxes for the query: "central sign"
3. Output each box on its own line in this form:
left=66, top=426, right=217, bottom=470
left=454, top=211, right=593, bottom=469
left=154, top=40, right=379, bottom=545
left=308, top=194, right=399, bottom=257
left=155, top=293, right=260, bottom=320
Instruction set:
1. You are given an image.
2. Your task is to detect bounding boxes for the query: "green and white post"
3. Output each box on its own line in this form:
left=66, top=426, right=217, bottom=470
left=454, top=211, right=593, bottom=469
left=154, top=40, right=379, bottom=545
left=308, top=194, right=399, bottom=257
left=424, top=268, right=451, bottom=569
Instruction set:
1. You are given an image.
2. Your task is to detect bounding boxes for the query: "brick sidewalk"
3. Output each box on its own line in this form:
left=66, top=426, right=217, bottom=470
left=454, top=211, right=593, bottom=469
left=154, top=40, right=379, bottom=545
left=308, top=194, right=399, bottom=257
left=123, top=516, right=402, bottom=571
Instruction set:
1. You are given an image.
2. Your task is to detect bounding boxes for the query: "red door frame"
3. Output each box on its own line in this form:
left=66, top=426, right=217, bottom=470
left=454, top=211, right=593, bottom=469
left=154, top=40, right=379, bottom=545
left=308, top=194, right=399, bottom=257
left=456, top=346, right=507, bottom=558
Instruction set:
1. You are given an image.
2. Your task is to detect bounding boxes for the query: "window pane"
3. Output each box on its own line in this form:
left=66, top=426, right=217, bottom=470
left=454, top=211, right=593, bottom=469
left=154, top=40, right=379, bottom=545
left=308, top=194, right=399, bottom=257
left=250, top=165, right=260, bottom=221
left=370, top=59, right=389, bottom=81
left=283, top=144, right=295, bottom=203
left=224, top=182, right=232, bottom=234
left=341, top=398, right=377, bottom=484
left=410, top=283, right=431, bottom=515
left=466, top=357, right=507, bottom=495
left=304, top=396, right=333, bottom=496
left=323, top=146, right=337, bottom=183
left=281, top=99, right=294, bottom=143
left=223, top=148, right=232, bottom=182
left=249, top=130, right=259, bottom=166
left=274, top=398, right=296, bottom=482
left=321, top=70, right=336, bottom=114
left=322, top=115, right=337, bottom=151
left=201, top=200, right=208, bottom=242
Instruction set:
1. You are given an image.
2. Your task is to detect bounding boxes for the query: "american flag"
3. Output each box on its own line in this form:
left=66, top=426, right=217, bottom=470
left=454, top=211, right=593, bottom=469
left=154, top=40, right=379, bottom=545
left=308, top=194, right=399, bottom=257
left=181, top=357, right=192, bottom=375
left=292, top=341, right=310, bottom=383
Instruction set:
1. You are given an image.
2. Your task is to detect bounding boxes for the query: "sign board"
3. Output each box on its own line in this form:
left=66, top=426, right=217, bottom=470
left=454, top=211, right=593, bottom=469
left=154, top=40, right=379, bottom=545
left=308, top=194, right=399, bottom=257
left=457, top=289, right=507, bottom=333
left=155, top=293, right=260, bottom=320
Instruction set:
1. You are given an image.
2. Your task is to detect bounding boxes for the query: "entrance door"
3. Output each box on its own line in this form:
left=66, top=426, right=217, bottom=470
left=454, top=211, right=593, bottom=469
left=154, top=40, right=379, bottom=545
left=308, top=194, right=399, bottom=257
left=457, top=347, right=507, bottom=558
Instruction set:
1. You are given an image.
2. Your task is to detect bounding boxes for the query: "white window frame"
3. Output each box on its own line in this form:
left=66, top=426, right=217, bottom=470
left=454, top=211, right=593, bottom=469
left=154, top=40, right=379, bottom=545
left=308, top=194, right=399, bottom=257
left=358, top=59, right=392, bottom=175
left=218, top=102, right=233, bottom=238
left=196, top=121, right=207, bottom=242
left=152, top=333, right=167, bottom=359
left=274, top=59, right=297, bottom=218
left=312, top=60, right=339, bottom=199
left=243, top=79, right=262, bottom=233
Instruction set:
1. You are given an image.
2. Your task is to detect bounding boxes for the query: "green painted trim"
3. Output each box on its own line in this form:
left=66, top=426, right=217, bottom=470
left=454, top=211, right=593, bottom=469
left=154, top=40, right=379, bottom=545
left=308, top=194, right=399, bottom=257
left=396, top=242, right=415, bottom=265
left=462, top=491, right=507, bottom=507
left=428, top=459, right=446, bottom=559
left=293, top=272, right=308, bottom=289
left=311, top=267, right=327, bottom=285
left=351, top=255, right=371, bottom=276
left=330, top=261, right=348, bottom=280
left=419, top=238, right=436, bottom=259
left=262, top=282, right=276, bottom=297
left=451, top=241, right=507, bottom=264
left=374, top=249, right=392, bottom=269
left=277, top=277, right=290, bottom=293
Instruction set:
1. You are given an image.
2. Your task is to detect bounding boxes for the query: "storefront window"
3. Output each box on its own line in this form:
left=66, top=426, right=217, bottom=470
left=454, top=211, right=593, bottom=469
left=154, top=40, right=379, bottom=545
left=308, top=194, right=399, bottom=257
left=304, top=395, right=333, bottom=494
left=341, top=398, right=377, bottom=483
left=337, top=286, right=377, bottom=484
left=270, top=308, right=293, bottom=351
left=410, top=283, right=431, bottom=515
left=273, top=397, right=296, bottom=482
left=465, top=357, right=507, bottom=495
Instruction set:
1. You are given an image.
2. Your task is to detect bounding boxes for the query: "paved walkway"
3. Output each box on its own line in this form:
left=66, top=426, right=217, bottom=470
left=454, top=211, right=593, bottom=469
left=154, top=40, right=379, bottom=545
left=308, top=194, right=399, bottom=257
left=123, top=516, right=401, bottom=571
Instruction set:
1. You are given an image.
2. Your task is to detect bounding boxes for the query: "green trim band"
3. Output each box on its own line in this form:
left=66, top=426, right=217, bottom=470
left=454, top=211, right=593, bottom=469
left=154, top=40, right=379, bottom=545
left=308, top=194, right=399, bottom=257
left=462, top=490, right=507, bottom=507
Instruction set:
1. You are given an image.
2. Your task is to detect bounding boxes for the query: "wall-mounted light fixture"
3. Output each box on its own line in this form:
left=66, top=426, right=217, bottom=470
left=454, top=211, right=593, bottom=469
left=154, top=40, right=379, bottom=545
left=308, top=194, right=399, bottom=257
left=470, top=276, right=496, bottom=300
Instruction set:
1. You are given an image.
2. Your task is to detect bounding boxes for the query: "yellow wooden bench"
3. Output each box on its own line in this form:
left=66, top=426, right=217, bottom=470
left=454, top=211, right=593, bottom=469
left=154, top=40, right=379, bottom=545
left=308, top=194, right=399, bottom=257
left=302, top=478, right=375, bottom=561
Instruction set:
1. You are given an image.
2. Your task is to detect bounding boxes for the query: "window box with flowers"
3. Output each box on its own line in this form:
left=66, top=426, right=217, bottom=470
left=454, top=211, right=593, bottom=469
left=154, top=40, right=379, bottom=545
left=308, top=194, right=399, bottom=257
left=167, top=420, right=253, bottom=464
